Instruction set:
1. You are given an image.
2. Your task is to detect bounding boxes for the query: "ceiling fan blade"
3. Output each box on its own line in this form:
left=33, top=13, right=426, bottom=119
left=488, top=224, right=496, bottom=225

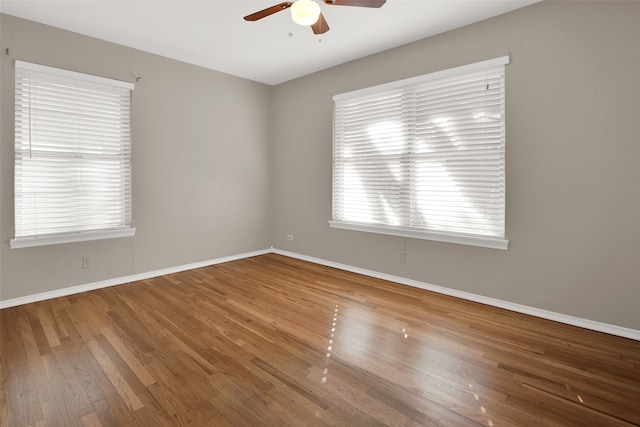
left=323, top=0, right=386, bottom=7
left=311, top=13, right=330, bottom=34
left=244, top=2, right=293, bottom=21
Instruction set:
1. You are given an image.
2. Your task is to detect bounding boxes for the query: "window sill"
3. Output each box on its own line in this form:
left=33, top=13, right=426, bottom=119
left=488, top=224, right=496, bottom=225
left=10, top=228, right=136, bottom=249
left=329, top=221, right=508, bottom=250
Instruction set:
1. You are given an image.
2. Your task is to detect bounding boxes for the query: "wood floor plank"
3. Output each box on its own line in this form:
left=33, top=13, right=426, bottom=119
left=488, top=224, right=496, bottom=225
left=100, top=328, right=155, bottom=388
left=90, top=398, right=119, bottom=427
left=53, top=344, right=103, bottom=408
left=40, top=398, right=73, bottom=427
left=44, top=349, right=94, bottom=422
left=86, top=340, right=144, bottom=412
left=34, top=305, right=62, bottom=349
left=0, top=369, right=6, bottom=427
left=80, top=412, right=103, bottom=427
left=2, top=253, right=640, bottom=426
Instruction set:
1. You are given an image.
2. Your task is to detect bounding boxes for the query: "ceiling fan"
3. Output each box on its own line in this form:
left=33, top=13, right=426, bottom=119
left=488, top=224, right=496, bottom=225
left=244, top=0, right=386, bottom=35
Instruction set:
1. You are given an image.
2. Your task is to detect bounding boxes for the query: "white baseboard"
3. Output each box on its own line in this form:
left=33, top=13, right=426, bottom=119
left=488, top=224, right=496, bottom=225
left=2, top=246, right=638, bottom=342
left=0, top=248, right=271, bottom=309
left=271, top=248, right=640, bottom=342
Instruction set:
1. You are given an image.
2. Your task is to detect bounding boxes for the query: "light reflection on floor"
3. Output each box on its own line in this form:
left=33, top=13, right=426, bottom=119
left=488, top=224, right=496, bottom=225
left=321, top=304, right=339, bottom=385
left=322, top=301, right=501, bottom=426
left=468, top=383, right=494, bottom=426
left=315, top=304, right=340, bottom=419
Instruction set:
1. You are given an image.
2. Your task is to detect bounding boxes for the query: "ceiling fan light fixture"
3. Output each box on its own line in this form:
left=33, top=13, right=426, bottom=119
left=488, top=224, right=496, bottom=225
left=291, top=0, right=321, bottom=26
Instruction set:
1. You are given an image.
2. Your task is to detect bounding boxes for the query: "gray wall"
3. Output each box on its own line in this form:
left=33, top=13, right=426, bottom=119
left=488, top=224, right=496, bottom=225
left=1, top=14, right=272, bottom=300
left=271, top=1, right=640, bottom=330
left=2, top=2, right=639, bottom=332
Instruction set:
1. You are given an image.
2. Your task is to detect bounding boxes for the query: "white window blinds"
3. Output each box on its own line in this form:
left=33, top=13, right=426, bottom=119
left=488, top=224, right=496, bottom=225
left=11, top=60, right=135, bottom=249
left=331, top=56, right=509, bottom=250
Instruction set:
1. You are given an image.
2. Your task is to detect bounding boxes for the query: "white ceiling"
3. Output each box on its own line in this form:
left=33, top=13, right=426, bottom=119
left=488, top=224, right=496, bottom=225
left=0, top=0, right=539, bottom=85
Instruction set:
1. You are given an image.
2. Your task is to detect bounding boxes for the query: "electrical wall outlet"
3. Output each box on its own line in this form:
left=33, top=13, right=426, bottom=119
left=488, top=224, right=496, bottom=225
left=82, top=256, right=91, bottom=269
left=399, top=249, right=406, bottom=264
left=287, top=234, right=294, bottom=241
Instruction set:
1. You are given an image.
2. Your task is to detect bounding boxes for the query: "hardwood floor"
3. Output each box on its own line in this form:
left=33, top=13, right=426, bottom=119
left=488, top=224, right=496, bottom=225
left=2, top=253, right=639, bottom=426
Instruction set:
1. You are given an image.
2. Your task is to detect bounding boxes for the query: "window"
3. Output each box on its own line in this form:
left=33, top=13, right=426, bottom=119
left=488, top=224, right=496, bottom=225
left=331, top=56, right=509, bottom=250
left=10, top=61, right=135, bottom=249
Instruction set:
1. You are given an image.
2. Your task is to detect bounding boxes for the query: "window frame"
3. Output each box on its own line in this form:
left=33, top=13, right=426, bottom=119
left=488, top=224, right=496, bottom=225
left=330, top=56, right=509, bottom=250
left=10, top=60, right=136, bottom=249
